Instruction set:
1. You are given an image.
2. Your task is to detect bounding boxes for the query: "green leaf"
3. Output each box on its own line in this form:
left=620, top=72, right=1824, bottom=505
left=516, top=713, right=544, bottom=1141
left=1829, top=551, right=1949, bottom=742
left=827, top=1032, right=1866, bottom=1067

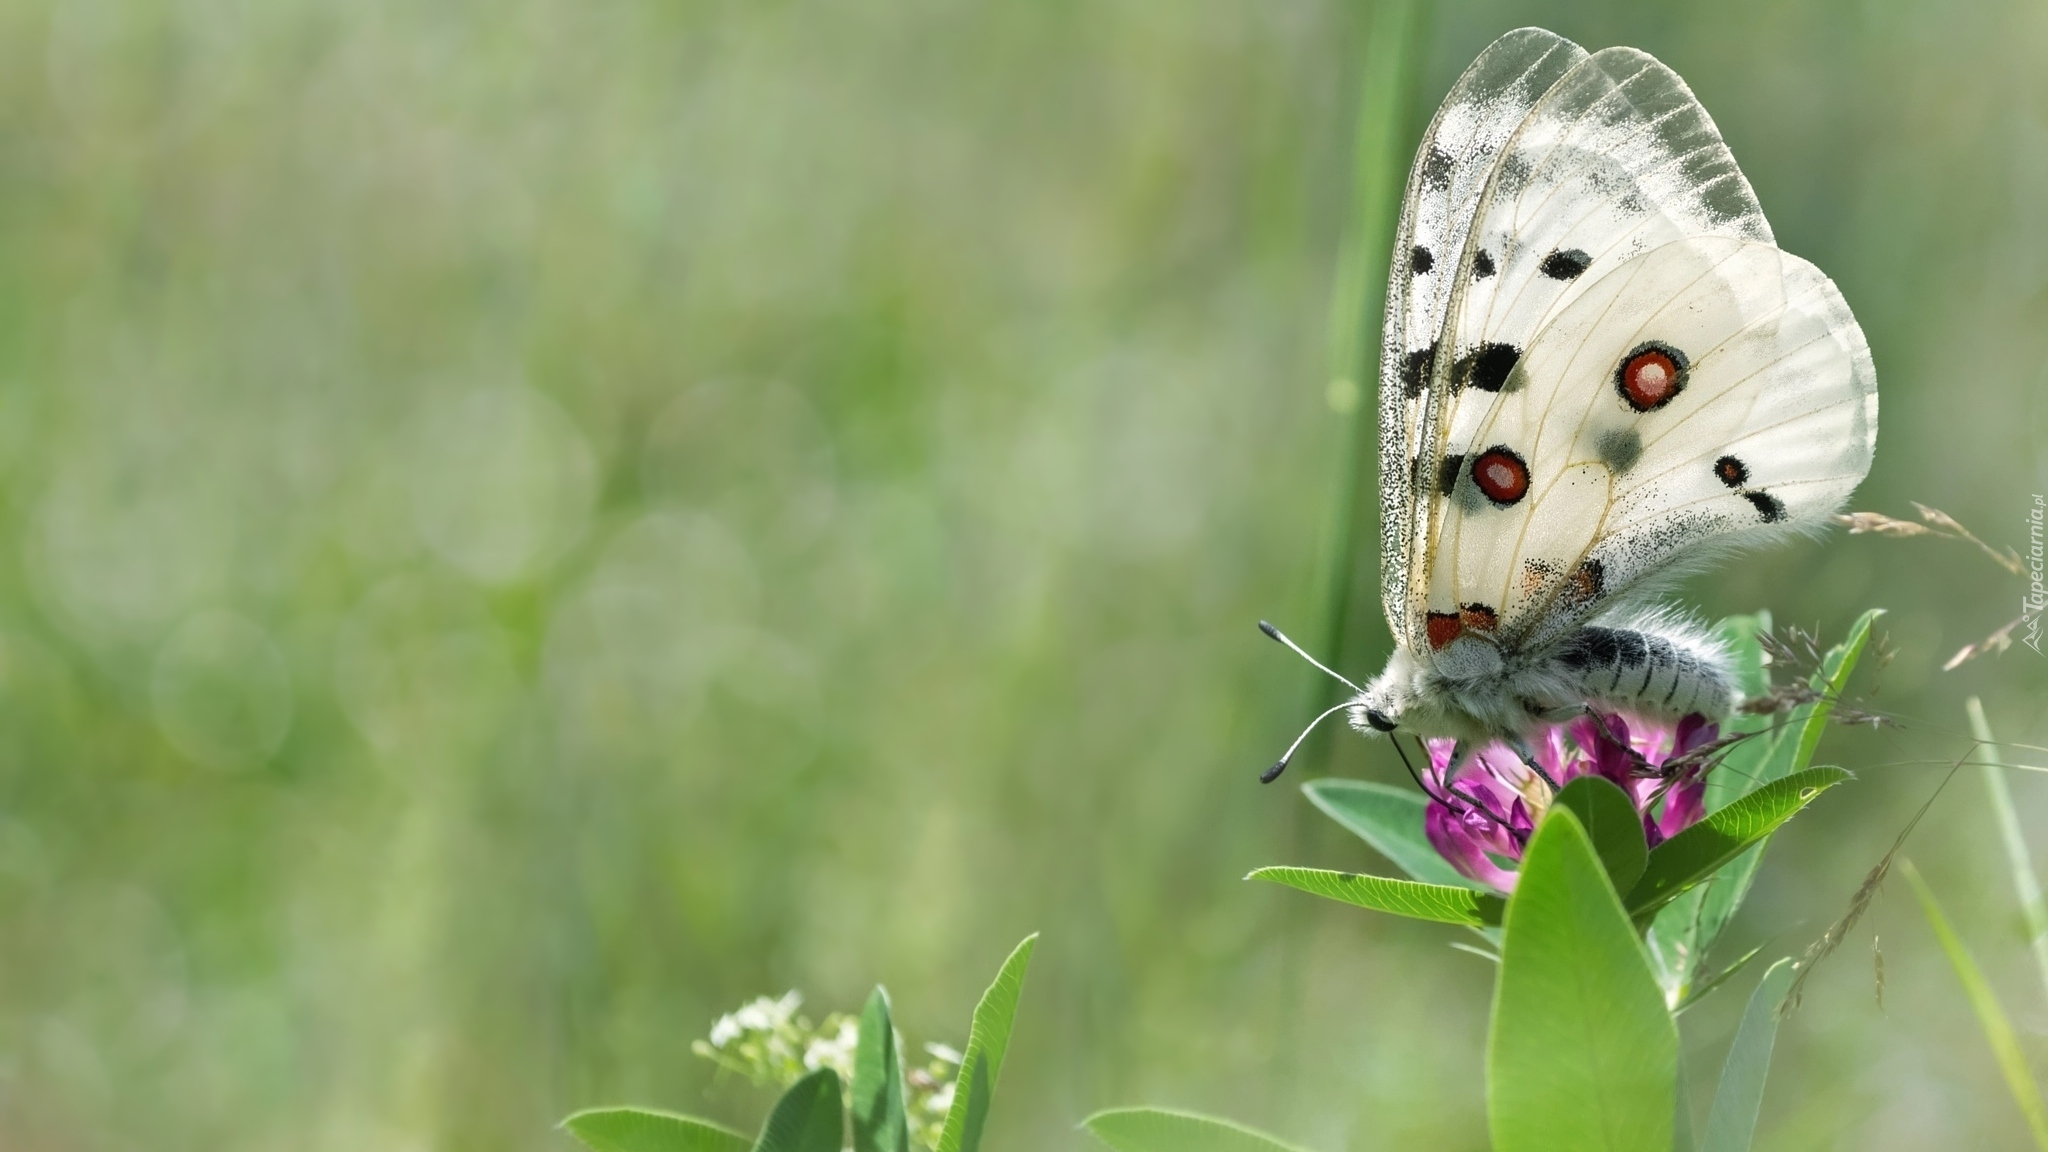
left=935, top=934, right=1037, bottom=1152
left=1787, top=608, right=1881, bottom=777
left=562, top=1109, right=753, bottom=1152
left=1554, top=775, right=1647, bottom=895
left=1644, top=886, right=1708, bottom=1005
left=1699, top=613, right=1777, bottom=811
left=1699, top=957, right=1797, bottom=1152
left=1903, top=860, right=2048, bottom=1152
left=1303, top=778, right=1479, bottom=889
left=1488, top=807, right=1677, bottom=1152
left=1718, top=612, right=1774, bottom=700
left=754, top=1069, right=843, bottom=1152
left=853, top=987, right=909, bottom=1152
left=1082, top=1107, right=1313, bottom=1152
left=1967, top=697, right=2048, bottom=1009
left=1627, top=767, right=1851, bottom=920
left=1647, top=613, right=1772, bottom=1006
left=1698, top=611, right=1878, bottom=952
left=1247, top=866, right=1502, bottom=926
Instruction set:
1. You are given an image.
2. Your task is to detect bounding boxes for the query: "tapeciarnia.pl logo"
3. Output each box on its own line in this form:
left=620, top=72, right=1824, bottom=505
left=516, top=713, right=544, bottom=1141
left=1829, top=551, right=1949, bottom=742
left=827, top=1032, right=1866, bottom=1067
left=2025, top=494, right=2045, bottom=655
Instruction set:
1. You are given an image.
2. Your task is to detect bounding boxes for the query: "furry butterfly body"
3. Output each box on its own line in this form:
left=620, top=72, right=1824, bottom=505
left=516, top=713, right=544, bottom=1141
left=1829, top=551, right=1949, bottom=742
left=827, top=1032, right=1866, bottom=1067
left=1347, top=28, right=1876, bottom=745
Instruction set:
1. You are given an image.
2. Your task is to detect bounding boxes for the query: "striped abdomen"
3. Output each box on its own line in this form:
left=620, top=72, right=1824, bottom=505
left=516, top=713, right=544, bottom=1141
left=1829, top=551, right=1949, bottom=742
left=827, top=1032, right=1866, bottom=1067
left=1548, top=625, right=1737, bottom=721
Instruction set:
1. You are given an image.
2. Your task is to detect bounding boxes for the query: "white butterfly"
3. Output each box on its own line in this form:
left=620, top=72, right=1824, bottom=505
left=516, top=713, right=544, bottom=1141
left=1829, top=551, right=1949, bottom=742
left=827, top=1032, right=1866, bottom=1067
left=1270, top=28, right=1875, bottom=765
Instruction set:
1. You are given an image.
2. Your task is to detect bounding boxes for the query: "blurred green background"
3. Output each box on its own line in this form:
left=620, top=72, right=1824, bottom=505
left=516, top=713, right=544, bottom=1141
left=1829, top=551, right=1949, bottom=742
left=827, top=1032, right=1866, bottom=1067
left=0, top=0, right=2043, bottom=1148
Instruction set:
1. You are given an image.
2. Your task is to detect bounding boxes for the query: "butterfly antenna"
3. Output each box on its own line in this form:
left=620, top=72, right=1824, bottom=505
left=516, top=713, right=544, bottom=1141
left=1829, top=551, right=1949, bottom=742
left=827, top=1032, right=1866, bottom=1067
left=1257, top=620, right=1366, bottom=694
left=1262, top=701, right=1352, bottom=784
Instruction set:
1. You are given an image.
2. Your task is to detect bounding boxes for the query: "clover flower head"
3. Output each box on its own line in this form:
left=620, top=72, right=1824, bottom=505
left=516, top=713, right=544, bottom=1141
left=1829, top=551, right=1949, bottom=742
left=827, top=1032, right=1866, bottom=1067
left=1421, top=711, right=1719, bottom=892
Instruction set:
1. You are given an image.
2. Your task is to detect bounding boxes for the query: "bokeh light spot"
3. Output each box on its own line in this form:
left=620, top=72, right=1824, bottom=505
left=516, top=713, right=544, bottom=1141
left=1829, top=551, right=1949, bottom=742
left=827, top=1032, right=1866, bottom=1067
left=150, top=609, right=293, bottom=772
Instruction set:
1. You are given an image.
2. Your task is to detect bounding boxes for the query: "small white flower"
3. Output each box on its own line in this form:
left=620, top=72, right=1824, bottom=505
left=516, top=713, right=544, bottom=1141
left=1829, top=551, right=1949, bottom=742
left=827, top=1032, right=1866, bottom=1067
left=734, top=991, right=801, bottom=1032
left=709, top=1013, right=742, bottom=1047
left=926, top=1081, right=955, bottom=1115
left=924, top=1042, right=963, bottom=1066
left=802, top=1017, right=859, bottom=1075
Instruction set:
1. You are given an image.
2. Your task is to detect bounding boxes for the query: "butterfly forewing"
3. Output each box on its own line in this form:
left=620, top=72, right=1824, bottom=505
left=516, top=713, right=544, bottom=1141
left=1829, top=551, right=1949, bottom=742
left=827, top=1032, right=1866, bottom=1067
left=1378, top=27, right=1587, bottom=652
left=1446, top=46, right=1774, bottom=379
left=1397, top=39, right=1842, bottom=663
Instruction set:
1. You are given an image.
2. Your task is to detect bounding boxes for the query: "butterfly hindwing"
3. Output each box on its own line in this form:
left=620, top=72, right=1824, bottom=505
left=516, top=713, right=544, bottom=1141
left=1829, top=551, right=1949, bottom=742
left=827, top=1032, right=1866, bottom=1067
left=1430, top=236, right=1876, bottom=653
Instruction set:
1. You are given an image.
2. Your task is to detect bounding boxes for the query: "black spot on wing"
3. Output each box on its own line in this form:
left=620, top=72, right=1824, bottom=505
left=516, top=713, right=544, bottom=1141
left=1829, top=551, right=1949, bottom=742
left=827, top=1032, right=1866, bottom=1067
left=1495, top=150, right=1533, bottom=195
left=1454, top=343, right=1521, bottom=393
left=1411, top=246, right=1434, bottom=275
left=1401, top=342, right=1438, bottom=399
left=1539, top=248, right=1592, bottom=280
left=1714, top=455, right=1748, bottom=488
left=1436, top=453, right=1463, bottom=496
left=1595, top=428, right=1642, bottom=474
left=1744, top=491, right=1786, bottom=523
left=1421, top=146, right=1454, bottom=191
left=1472, top=249, right=1496, bottom=279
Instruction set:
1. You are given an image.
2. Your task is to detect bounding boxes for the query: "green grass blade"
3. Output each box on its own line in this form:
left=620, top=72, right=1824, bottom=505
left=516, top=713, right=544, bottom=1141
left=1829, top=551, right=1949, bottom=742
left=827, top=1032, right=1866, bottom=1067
left=935, top=934, right=1038, bottom=1152
left=1310, top=0, right=1428, bottom=675
left=1902, top=860, right=2048, bottom=1152
left=853, top=987, right=909, bottom=1152
left=754, top=1070, right=844, bottom=1152
left=1302, top=778, right=1478, bottom=888
left=1248, top=866, right=1502, bottom=926
left=1489, top=808, right=1677, bottom=1152
left=1555, top=775, right=1648, bottom=895
left=562, top=1109, right=753, bottom=1152
left=1630, top=768, right=1851, bottom=920
left=1968, top=697, right=2048, bottom=1008
left=1699, top=957, right=1797, bottom=1152
left=1674, top=1048, right=1698, bottom=1152
left=1082, top=1107, right=1313, bottom=1152
left=1675, top=943, right=1767, bottom=1016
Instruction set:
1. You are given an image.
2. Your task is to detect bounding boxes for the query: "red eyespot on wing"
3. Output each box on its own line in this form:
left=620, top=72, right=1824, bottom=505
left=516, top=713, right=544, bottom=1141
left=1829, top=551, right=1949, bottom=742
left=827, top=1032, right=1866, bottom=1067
left=1470, top=447, right=1529, bottom=506
left=1426, top=611, right=1463, bottom=650
left=1616, top=343, right=1688, bottom=412
left=1460, top=603, right=1499, bottom=633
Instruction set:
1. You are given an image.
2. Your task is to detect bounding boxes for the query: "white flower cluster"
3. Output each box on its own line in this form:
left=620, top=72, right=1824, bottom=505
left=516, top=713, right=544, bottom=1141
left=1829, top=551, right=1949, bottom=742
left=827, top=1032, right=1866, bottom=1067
left=905, top=1042, right=963, bottom=1150
left=802, top=1015, right=859, bottom=1079
left=692, top=991, right=825, bottom=1088
left=693, top=990, right=962, bottom=1151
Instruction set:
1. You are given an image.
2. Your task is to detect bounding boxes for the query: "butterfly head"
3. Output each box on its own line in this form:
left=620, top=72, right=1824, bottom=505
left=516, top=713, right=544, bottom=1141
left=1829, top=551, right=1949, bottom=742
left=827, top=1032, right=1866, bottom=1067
left=1343, top=654, right=1413, bottom=737
left=1346, top=637, right=1556, bottom=745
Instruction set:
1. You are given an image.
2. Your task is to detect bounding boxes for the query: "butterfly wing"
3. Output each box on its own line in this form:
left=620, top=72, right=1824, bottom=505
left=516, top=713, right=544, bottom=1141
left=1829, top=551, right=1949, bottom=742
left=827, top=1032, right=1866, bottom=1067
left=1444, top=45, right=1776, bottom=386
left=1395, top=43, right=1855, bottom=659
left=1379, top=28, right=1587, bottom=650
left=1429, top=235, right=1876, bottom=655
